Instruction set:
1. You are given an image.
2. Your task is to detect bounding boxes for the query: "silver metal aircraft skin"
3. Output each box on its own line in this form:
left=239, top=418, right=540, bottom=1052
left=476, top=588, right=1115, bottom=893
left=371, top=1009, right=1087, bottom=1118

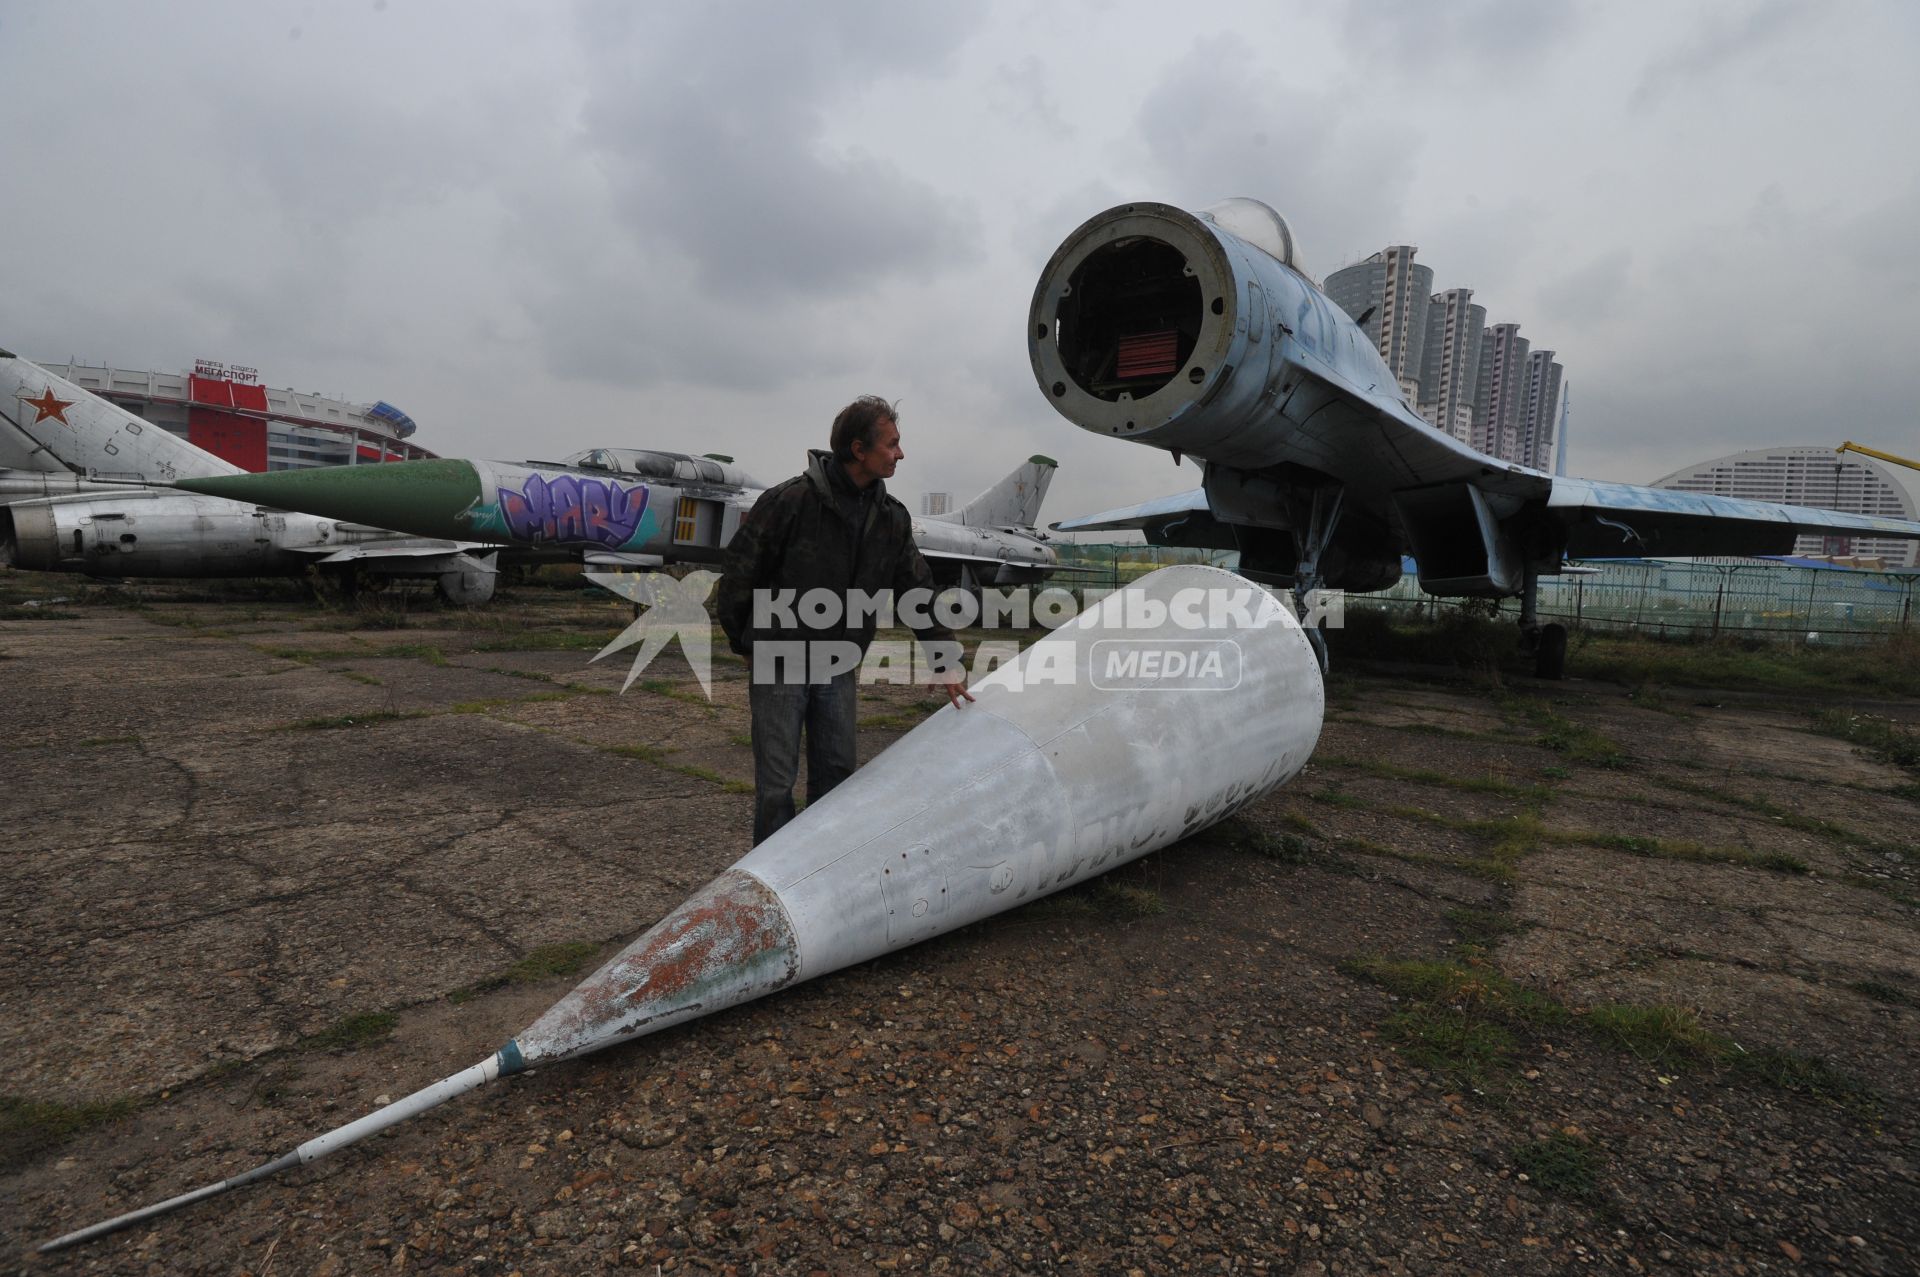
left=0, top=352, right=499, bottom=602
left=40, top=563, right=1324, bottom=1251
left=1029, top=199, right=1920, bottom=672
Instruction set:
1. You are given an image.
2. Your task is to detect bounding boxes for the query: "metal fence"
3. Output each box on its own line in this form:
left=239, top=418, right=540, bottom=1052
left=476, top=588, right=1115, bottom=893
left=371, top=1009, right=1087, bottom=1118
left=1055, top=546, right=1918, bottom=643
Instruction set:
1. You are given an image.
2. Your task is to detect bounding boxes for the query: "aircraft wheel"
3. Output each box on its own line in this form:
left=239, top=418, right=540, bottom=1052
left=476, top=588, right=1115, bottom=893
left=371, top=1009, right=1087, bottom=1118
left=1534, top=623, right=1568, bottom=680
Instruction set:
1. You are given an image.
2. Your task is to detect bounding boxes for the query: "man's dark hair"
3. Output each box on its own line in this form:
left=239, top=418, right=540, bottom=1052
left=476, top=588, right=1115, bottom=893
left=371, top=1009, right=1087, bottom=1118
left=830, top=395, right=898, bottom=463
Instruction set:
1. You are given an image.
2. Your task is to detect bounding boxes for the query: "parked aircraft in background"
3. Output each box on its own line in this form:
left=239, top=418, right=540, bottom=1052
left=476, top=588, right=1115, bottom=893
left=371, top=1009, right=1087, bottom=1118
left=0, top=352, right=499, bottom=602
left=1028, top=199, right=1920, bottom=675
left=167, top=450, right=1082, bottom=585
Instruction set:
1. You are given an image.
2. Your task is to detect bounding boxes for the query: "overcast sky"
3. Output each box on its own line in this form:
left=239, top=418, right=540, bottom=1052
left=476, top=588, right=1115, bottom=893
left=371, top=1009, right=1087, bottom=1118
left=3, top=0, right=1916, bottom=523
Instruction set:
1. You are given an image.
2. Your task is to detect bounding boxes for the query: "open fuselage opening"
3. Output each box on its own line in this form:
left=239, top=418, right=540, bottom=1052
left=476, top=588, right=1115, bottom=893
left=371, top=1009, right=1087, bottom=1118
left=1055, top=238, right=1205, bottom=402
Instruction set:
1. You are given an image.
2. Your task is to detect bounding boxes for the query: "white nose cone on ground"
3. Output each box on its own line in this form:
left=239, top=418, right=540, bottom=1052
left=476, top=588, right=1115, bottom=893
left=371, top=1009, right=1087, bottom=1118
left=511, top=563, right=1324, bottom=1067
left=40, top=565, right=1325, bottom=1251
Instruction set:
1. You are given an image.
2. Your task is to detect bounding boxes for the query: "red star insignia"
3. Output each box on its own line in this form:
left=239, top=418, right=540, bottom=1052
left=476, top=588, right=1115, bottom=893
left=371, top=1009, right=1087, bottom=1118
left=21, top=387, right=75, bottom=427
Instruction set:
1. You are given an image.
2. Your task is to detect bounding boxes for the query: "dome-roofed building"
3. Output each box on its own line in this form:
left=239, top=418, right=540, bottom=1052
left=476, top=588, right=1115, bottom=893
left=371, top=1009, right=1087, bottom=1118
left=1651, top=445, right=1920, bottom=567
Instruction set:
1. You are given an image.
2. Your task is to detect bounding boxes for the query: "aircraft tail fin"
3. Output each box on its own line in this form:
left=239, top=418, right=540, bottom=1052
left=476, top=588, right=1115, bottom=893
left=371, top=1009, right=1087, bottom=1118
left=0, top=353, right=242, bottom=482
left=938, top=455, right=1057, bottom=529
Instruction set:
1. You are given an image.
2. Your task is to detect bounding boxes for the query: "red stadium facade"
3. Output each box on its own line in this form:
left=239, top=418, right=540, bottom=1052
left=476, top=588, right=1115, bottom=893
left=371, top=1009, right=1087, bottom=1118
left=31, top=358, right=435, bottom=473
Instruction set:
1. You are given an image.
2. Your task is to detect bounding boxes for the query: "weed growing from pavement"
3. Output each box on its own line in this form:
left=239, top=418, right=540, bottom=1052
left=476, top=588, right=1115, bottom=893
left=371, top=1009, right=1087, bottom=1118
left=77, top=735, right=141, bottom=748
left=279, top=710, right=424, bottom=731
left=1656, top=776, right=1908, bottom=859
left=1511, top=1133, right=1603, bottom=1201
left=1444, top=906, right=1530, bottom=951
left=1811, top=709, right=1920, bottom=773
left=1582, top=1003, right=1874, bottom=1111
left=1344, top=955, right=1564, bottom=1093
left=330, top=668, right=386, bottom=686
left=449, top=692, right=575, bottom=714
left=449, top=941, right=605, bottom=1005
left=0, top=1095, right=141, bottom=1171
left=1093, top=881, right=1167, bottom=917
left=252, top=641, right=450, bottom=667
left=1212, top=816, right=1314, bottom=864
left=1315, top=754, right=1550, bottom=801
left=602, top=743, right=753, bottom=793
left=1497, top=695, right=1630, bottom=768
left=301, top=1011, right=399, bottom=1053
left=1575, top=630, right=1920, bottom=698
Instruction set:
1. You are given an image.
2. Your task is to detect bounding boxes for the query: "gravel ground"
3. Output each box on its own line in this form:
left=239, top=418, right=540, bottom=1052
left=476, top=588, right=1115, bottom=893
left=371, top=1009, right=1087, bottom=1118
left=2, top=584, right=1915, bottom=1275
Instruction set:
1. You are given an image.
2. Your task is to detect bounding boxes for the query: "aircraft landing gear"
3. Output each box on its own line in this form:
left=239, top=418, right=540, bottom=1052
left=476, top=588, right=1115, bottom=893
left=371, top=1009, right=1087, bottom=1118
left=1515, top=569, right=1568, bottom=680
left=1290, top=485, right=1346, bottom=673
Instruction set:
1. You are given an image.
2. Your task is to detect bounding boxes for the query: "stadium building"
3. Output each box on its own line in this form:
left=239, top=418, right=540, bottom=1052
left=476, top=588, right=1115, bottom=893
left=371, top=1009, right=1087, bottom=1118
left=31, top=358, right=433, bottom=473
left=1651, top=445, right=1920, bottom=568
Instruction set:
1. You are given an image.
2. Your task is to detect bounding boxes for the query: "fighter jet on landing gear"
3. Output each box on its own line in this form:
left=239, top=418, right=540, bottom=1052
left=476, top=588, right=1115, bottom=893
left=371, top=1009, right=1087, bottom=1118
left=1028, top=200, right=1920, bottom=676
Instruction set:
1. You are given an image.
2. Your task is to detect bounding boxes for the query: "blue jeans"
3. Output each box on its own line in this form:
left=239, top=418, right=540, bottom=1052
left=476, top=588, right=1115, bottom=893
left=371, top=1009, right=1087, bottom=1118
left=749, top=668, right=858, bottom=845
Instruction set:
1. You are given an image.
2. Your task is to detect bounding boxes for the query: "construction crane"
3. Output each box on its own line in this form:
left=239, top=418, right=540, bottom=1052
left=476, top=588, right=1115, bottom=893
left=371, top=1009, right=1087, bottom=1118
left=1837, top=440, right=1920, bottom=472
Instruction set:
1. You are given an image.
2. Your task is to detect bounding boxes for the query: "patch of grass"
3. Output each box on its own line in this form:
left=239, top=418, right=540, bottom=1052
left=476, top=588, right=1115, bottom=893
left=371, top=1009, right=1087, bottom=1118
left=278, top=710, right=421, bottom=731
left=488, top=667, right=558, bottom=683
left=1499, top=695, right=1629, bottom=768
left=1311, top=788, right=1373, bottom=810
left=1576, top=630, right=1920, bottom=698
left=1213, top=817, right=1313, bottom=864
left=301, top=1011, right=398, bottom=1052
left=1583, top=1003, right=1723, bottom=1066
left=1891, top=782, right=1920, bottom=803
left=1346, top=956, right=1569, bottom=1028
left=1512, top=1133, right=1603, bottom=1201
left=329, top=668, right=386, bottom=687
left=1382, top=1004, right=1517, bottom=1088
left=449, top=692, right=572, bottom=714
left=602, top=743, right=752, bottom=792
left=0, top=1094, right=140, bottom=1170
left=634, top=678, right=710, bottom=704
left=252, top=641, right=448, bottom=667
left=1581, top=1002, right=1873, bottom=1109
left=1445, top=906, right=1528, bottom=950
left=1579, top=831, right=1809, bottom=876
left=0, top=606, right=81, bottom=620
left=377, top=643, right=450, bottom=667
left=1811, top=709, right=1920, bottom=774
left=77, top=735, right=141, bottom=748
left=1542, top=765, right=1571, bottom=780
left=1092, top=880, right=1166, bottom=917
left=668, top=763, right=754, bottom=794
left=1274, top=810, right=1322, bottom=837
left=1848, top=979, right=1915, bottom=1008
left=1316, top=754, right=1549, bottom=800
left=858, top=712, right=921, bottom=730
left=472, top=631, right=606, bottom=653
left=450, top=941, right=603, bottom=1005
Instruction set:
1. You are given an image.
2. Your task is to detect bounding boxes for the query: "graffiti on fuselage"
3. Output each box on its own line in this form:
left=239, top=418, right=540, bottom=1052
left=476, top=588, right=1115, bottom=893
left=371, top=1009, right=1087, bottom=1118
left=494, top=473, right=653, bottom=549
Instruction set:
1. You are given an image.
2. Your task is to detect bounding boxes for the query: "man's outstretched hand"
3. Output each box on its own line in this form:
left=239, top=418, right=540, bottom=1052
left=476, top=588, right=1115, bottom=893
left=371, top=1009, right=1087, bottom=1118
left=943, top=676, right=975, bottom=708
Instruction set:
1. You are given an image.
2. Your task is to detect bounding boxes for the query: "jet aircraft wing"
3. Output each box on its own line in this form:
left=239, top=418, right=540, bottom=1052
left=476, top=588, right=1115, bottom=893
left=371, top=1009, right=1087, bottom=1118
left=1549, top=478, right=1920, bottom=558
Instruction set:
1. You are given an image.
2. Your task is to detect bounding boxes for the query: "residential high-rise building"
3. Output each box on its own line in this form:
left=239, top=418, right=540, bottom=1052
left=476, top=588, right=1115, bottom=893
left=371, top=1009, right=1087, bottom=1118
left=1472, top=323, right=1529, bottom=461
left=1519, top=349, right=1564, bottom=471
left=1324, top=244, right=1566, bottom=463
left=1416, top=288, right=1484, bottom=443
left=1324, top=246, right=1433, bottom=398
left=1651, top=446, right=1920, bottom=567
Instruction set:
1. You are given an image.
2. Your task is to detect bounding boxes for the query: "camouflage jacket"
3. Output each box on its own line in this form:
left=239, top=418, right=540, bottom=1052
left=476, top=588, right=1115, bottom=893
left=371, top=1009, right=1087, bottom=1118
left=716, top=450, right=955, bottom=656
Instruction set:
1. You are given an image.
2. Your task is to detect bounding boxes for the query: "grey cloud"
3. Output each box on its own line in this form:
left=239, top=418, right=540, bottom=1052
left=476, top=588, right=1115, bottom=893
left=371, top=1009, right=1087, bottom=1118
left=1338, top=0, right=1580, bottom=76
left=1134, top=37, right=1417, bottom=274
left=568, top=0, right=985, bottom=301
left=1630, top=0, right=1813, bottom=111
